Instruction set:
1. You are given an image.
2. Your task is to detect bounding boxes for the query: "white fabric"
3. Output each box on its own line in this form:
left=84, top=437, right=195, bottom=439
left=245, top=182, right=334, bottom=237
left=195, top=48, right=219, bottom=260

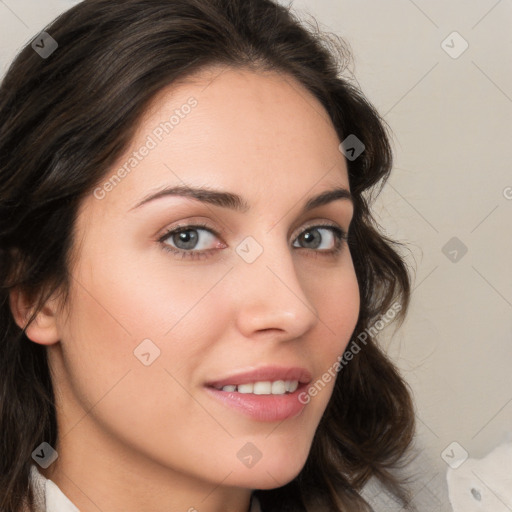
left=46, top=478, right=80, bottom=512
left=29, top=463, right=262, bottom=511
left=29, top=464, right=79, bottom=512
left=446, top=441, right=512, bottom=511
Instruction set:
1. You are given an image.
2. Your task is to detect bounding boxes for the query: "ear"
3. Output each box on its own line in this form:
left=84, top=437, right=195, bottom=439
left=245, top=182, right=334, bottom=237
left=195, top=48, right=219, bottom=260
left=9, top=287, right=60, bottom=345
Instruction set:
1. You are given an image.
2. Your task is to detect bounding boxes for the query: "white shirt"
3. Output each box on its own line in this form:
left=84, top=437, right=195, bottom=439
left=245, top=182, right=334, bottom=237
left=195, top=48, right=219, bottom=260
left=29, top=464, right=262, bottom=512
left=28, top=465, right=79, bottom=512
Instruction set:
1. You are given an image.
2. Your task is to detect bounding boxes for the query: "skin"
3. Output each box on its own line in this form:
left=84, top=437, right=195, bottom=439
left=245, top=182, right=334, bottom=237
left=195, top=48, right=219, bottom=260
left=11, top=65, right=360, bottom=512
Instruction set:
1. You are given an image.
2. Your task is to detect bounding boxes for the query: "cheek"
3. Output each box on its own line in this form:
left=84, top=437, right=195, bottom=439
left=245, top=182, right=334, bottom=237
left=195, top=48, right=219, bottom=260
left=56, top=272, right=230, bottom=470
left=58, top=244, right=234, bottom=416
left=299, top=260, right=360, bottom=409
left=306, top=255, right=361, bottom=353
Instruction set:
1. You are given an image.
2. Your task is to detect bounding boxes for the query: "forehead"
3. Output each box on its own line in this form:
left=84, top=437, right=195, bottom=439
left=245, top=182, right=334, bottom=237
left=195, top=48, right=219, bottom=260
left=88, top=65, right=350, bottom=214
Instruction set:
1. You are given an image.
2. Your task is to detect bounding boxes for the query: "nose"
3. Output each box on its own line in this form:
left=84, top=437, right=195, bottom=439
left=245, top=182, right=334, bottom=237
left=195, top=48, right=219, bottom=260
left=233, top=235, right=319, bottom=342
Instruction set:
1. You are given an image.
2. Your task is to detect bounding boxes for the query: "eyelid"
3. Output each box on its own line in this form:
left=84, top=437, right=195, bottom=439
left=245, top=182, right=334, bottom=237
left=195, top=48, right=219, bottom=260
left=156, top=220, right=223, bottom=244
left=291, top=219, right=347, bottom=240
left=157, top=219, right=348, bottom=264
left=157, top=218, right=347, bottom=243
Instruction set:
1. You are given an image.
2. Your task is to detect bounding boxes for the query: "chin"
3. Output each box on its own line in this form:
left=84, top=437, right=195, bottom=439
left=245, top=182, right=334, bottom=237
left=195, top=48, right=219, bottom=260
left=230, top=447, right=310, bottom=490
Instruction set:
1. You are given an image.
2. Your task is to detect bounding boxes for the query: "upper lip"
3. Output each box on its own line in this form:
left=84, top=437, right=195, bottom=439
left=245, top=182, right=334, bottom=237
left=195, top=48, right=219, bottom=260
left=205, top=365, right=312, bottom=389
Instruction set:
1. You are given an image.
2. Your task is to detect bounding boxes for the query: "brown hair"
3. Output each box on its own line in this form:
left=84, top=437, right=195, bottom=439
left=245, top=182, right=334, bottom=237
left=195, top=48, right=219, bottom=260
left=0, top=0, right=416, bottom=510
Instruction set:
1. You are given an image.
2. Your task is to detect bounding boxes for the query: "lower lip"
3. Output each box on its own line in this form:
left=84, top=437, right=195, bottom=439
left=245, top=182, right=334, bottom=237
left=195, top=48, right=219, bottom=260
left=204, top=384, right=309, bottom=422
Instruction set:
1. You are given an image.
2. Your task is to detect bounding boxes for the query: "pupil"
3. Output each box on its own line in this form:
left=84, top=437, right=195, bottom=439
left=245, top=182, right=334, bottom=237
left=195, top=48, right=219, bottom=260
left=175, top=230, right=198, bottom=249
left=302, top=229, right=320, bottom=248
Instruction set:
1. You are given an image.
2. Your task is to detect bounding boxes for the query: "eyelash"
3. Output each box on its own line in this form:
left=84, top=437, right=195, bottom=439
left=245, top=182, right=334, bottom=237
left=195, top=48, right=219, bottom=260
left=157, top=221, right=348, bottom=261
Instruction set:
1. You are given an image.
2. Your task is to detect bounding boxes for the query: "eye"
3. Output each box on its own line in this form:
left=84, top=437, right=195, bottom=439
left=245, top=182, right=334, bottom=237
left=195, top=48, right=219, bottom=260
left=292, top=225, right=347, bottom=254
left=158, top=222, right=348, bottom=261
left=159, top=222, right=221, bottom=261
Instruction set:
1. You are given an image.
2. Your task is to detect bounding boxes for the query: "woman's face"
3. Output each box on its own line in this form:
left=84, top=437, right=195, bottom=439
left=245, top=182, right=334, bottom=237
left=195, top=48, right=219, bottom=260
left=41, top=66, right=360, bottom=501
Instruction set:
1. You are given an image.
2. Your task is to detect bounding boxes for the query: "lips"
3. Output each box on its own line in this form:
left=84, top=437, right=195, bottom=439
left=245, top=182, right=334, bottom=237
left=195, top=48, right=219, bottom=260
left=204, top=366, right=312, bottom=422
left=204, top=365, right=312, bottom=389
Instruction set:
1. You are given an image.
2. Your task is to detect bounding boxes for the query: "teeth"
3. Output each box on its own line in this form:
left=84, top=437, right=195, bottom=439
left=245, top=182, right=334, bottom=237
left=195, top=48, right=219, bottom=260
left=271, top=381, right=286, bottom=394
left=220, top=380, right=299, bottom=395
left=286, top=380, right=298, bottom=393
left=237, top=383, right=254, bottom=394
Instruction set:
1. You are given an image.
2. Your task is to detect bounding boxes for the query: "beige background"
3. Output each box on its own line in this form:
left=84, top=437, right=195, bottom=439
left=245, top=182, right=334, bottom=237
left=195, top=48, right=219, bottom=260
left=1, top=0, right=511, bottom=510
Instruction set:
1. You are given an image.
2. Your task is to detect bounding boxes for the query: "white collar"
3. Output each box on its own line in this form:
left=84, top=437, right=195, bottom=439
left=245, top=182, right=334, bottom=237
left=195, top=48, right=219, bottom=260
left=29, top=464, right=79, bottom=512
left=29, top=464, right=262, bottom=512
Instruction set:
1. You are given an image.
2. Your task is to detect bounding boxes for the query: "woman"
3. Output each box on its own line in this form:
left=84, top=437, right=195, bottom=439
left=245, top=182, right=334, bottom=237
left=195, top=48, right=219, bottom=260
left=0, top=0, right=416, bottom=511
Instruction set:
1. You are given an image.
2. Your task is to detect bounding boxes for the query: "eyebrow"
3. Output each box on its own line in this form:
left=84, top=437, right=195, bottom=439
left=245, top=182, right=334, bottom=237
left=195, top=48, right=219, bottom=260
left=130, top=184, right=353, bottom=214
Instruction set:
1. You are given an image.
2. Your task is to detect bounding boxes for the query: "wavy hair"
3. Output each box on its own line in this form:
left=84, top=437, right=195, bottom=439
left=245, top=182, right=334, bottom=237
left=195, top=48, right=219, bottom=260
left=0, top=0, right=415, bottom=510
